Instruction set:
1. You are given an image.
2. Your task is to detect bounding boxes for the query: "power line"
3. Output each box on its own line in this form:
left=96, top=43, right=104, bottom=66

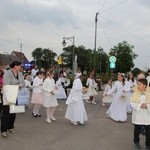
left=100, top=0, right=129, bottom=13
left=99, top=21, right=112, bottom=47
left=100, top=0, right=108, bottom=12
left=100, top=16, right=150, bottom=43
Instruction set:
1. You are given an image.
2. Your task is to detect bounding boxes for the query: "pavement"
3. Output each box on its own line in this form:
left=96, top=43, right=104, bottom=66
left=0, top=91, right=146, bottom=150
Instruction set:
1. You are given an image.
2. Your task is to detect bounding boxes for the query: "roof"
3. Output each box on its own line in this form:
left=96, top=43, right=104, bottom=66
left=11, top=51, right=29, bottom=63
left=0, top=51, right=29, bottom=66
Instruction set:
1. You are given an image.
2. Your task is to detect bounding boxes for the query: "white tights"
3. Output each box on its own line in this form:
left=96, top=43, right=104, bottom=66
left=33, top=104, right=41, bottom=114
left=46, top=107, right=56, bottom=119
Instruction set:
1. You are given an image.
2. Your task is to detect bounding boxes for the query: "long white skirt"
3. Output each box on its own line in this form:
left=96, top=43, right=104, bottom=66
left=102, top=95, right=113, bottom=103
left=106, top=95, right=128, bottom=122
left=55, top=86, right=67, bottom=99
left=65, top=99, right=88, bottom=123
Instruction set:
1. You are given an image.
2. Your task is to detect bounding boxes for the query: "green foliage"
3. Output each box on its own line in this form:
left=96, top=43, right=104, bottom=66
left=61, top=45, right=109, bottom=73
left=32, top=48, right=57, bottom=69
left=109, top=41, right=138, bottom=73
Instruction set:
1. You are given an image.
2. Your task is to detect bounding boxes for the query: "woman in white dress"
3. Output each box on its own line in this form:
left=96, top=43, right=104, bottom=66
left=101, top=79, right=113, bottom=107
left=105, top=73, right=128, bottom=122
left=65, top=73, right=88, bottom=125
left=86, top=74, right=98, bottom=104
left=42, top=70, right=58, bottom=123
left=55, top=73, right=67, bottom=100
left=125, top=72, right=137, bottom=113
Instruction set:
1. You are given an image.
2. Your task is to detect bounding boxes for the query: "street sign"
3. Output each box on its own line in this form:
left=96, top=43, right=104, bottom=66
left=109, top=56, right=116, bottom=63
left=110, top=62, right=115, bottom=68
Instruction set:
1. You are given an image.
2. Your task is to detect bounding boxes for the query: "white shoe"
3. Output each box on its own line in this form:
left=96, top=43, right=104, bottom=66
left=50, top=116, right=56, bottom=121
left=46, top=119, right=51, bottom=123
left=79, top=122, right=84, bottom=125
left=91, top=101, right=97, bottom=105
left=85, top=100, right=91, bottom=103
left=102, top=103, right=105, bottom=107
left=71, top=121, right=78, bottom=125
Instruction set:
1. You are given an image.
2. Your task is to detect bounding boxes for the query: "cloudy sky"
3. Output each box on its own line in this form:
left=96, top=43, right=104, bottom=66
left=0, top=0, right=150, bottom=70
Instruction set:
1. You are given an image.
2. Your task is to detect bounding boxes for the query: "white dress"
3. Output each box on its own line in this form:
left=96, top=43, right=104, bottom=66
left=125, top=79, right=137, bottom=113
left=146, top=76, right=150, bottom=87
left=31, top=76, right=43, bottom=104
left=102, top=84, right=113, bottom=103
left=106, top=81, right=128, bottom=122
left=65, top=78, right=88, bottom=123
left=55, top=77, right=67, bottom=99
left=42, top=78, right=58, bottom=108
left=86, top=78, right=97, bottom=96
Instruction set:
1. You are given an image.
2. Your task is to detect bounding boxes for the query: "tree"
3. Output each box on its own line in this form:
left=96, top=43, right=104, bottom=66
left=96, top=47, right=109, bottom=75
left=109, top=41, right=138, bottom=73
left=32, top=48, right=57, bottom=69
left=61, top=45, right=93, bottom=72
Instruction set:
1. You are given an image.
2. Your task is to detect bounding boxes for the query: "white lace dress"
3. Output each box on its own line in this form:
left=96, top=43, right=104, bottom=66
left=106, top=81, right=128, bottom=122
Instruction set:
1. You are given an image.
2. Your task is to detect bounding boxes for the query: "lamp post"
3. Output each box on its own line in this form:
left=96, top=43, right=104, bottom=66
left=94, top=12, right=99, bottom=71
left=62, top=36, right=75, bottom=73
left=18, top=39, right=22, bottom=53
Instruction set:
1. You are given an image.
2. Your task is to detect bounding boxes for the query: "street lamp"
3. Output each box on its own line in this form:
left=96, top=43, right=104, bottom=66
left=62, top=36, right=75, bottom=73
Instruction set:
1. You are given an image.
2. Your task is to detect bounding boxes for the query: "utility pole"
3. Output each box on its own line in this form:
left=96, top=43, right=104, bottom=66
left=94, top=12, right=99, bottom=70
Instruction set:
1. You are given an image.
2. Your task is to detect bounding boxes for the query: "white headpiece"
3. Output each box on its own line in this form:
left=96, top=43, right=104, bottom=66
left=75, top=73, right=82, bottom=79
left=118, top=72, right=125, bottom=76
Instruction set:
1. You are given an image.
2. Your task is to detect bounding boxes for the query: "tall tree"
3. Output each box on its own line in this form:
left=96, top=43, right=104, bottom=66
left=109, top=41, right=138, bottom=73
left=32, top=48, right=57, bottom=69
left=61, top=45, right=93, bottom=72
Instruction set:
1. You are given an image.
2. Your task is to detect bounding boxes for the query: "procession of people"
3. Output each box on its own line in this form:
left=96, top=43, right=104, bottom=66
left=0, top=61, right=150, bottom=149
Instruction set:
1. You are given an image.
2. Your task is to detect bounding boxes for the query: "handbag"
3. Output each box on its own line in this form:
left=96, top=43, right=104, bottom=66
left=9, top=105, right=25, bottom=113
left=17, top=88, right=29, bottom=105
left=3, top=85, right=19, bottom=105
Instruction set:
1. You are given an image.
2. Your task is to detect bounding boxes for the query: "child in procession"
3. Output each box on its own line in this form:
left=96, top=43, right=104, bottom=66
left=130, top=78, right=150, bottom=150
left=42, top=70, right=58, bottom=123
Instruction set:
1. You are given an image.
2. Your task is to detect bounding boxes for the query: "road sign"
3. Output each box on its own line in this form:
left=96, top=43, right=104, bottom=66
left=109, top=56, right=116, bottom=63
left=110, top=62, right=115, bottom=68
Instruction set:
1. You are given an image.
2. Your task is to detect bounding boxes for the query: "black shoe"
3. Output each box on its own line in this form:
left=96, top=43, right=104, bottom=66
left=32, top=112, right=37, bottom=118
left=36, top=114, right=41, bottom=117
left=134, top=142, right=141, bottom=149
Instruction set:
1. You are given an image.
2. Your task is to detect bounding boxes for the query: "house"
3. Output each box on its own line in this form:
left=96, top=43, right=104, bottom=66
left=0, top=51, right=29, bottom=68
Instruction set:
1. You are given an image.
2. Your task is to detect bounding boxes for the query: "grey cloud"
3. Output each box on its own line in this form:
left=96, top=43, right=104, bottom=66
left=137, top=0, right=150, bottom=8
left=0, top=0, right=80, bottom=28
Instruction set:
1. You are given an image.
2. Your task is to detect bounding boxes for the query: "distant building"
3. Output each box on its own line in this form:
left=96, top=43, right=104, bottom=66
left=0, top=51, right=29, bottom=69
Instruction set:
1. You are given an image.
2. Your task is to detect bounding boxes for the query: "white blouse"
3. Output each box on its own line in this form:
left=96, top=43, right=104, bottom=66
left=32, top=76, right=43, bottom=93
left=42, top=78, right=56, bottom=97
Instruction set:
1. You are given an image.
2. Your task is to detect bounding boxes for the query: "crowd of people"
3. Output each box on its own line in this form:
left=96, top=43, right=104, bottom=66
left=0, top=61, right=150, bottom=150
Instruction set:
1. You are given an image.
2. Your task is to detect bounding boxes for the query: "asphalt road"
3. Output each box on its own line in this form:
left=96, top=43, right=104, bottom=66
left=0, top=91, right=146, bottom=150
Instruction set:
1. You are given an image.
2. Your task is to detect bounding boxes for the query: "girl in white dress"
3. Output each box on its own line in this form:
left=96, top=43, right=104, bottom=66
left=105, top=73, right=128, bottom=122
left=42, top=70, right=58, bottom=123
left=86, top=74, right=98, bottom=104
left=101, top=79, right=113, bottom=107
left=55, top=73, right=67, bottom=100
left=24, top=73, right=32, bottom=108
left=65, top=73, right=88, bottom=125
left=125, top=72, right=137, bottom=113
left=31, top=71, right=44, bottom=117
